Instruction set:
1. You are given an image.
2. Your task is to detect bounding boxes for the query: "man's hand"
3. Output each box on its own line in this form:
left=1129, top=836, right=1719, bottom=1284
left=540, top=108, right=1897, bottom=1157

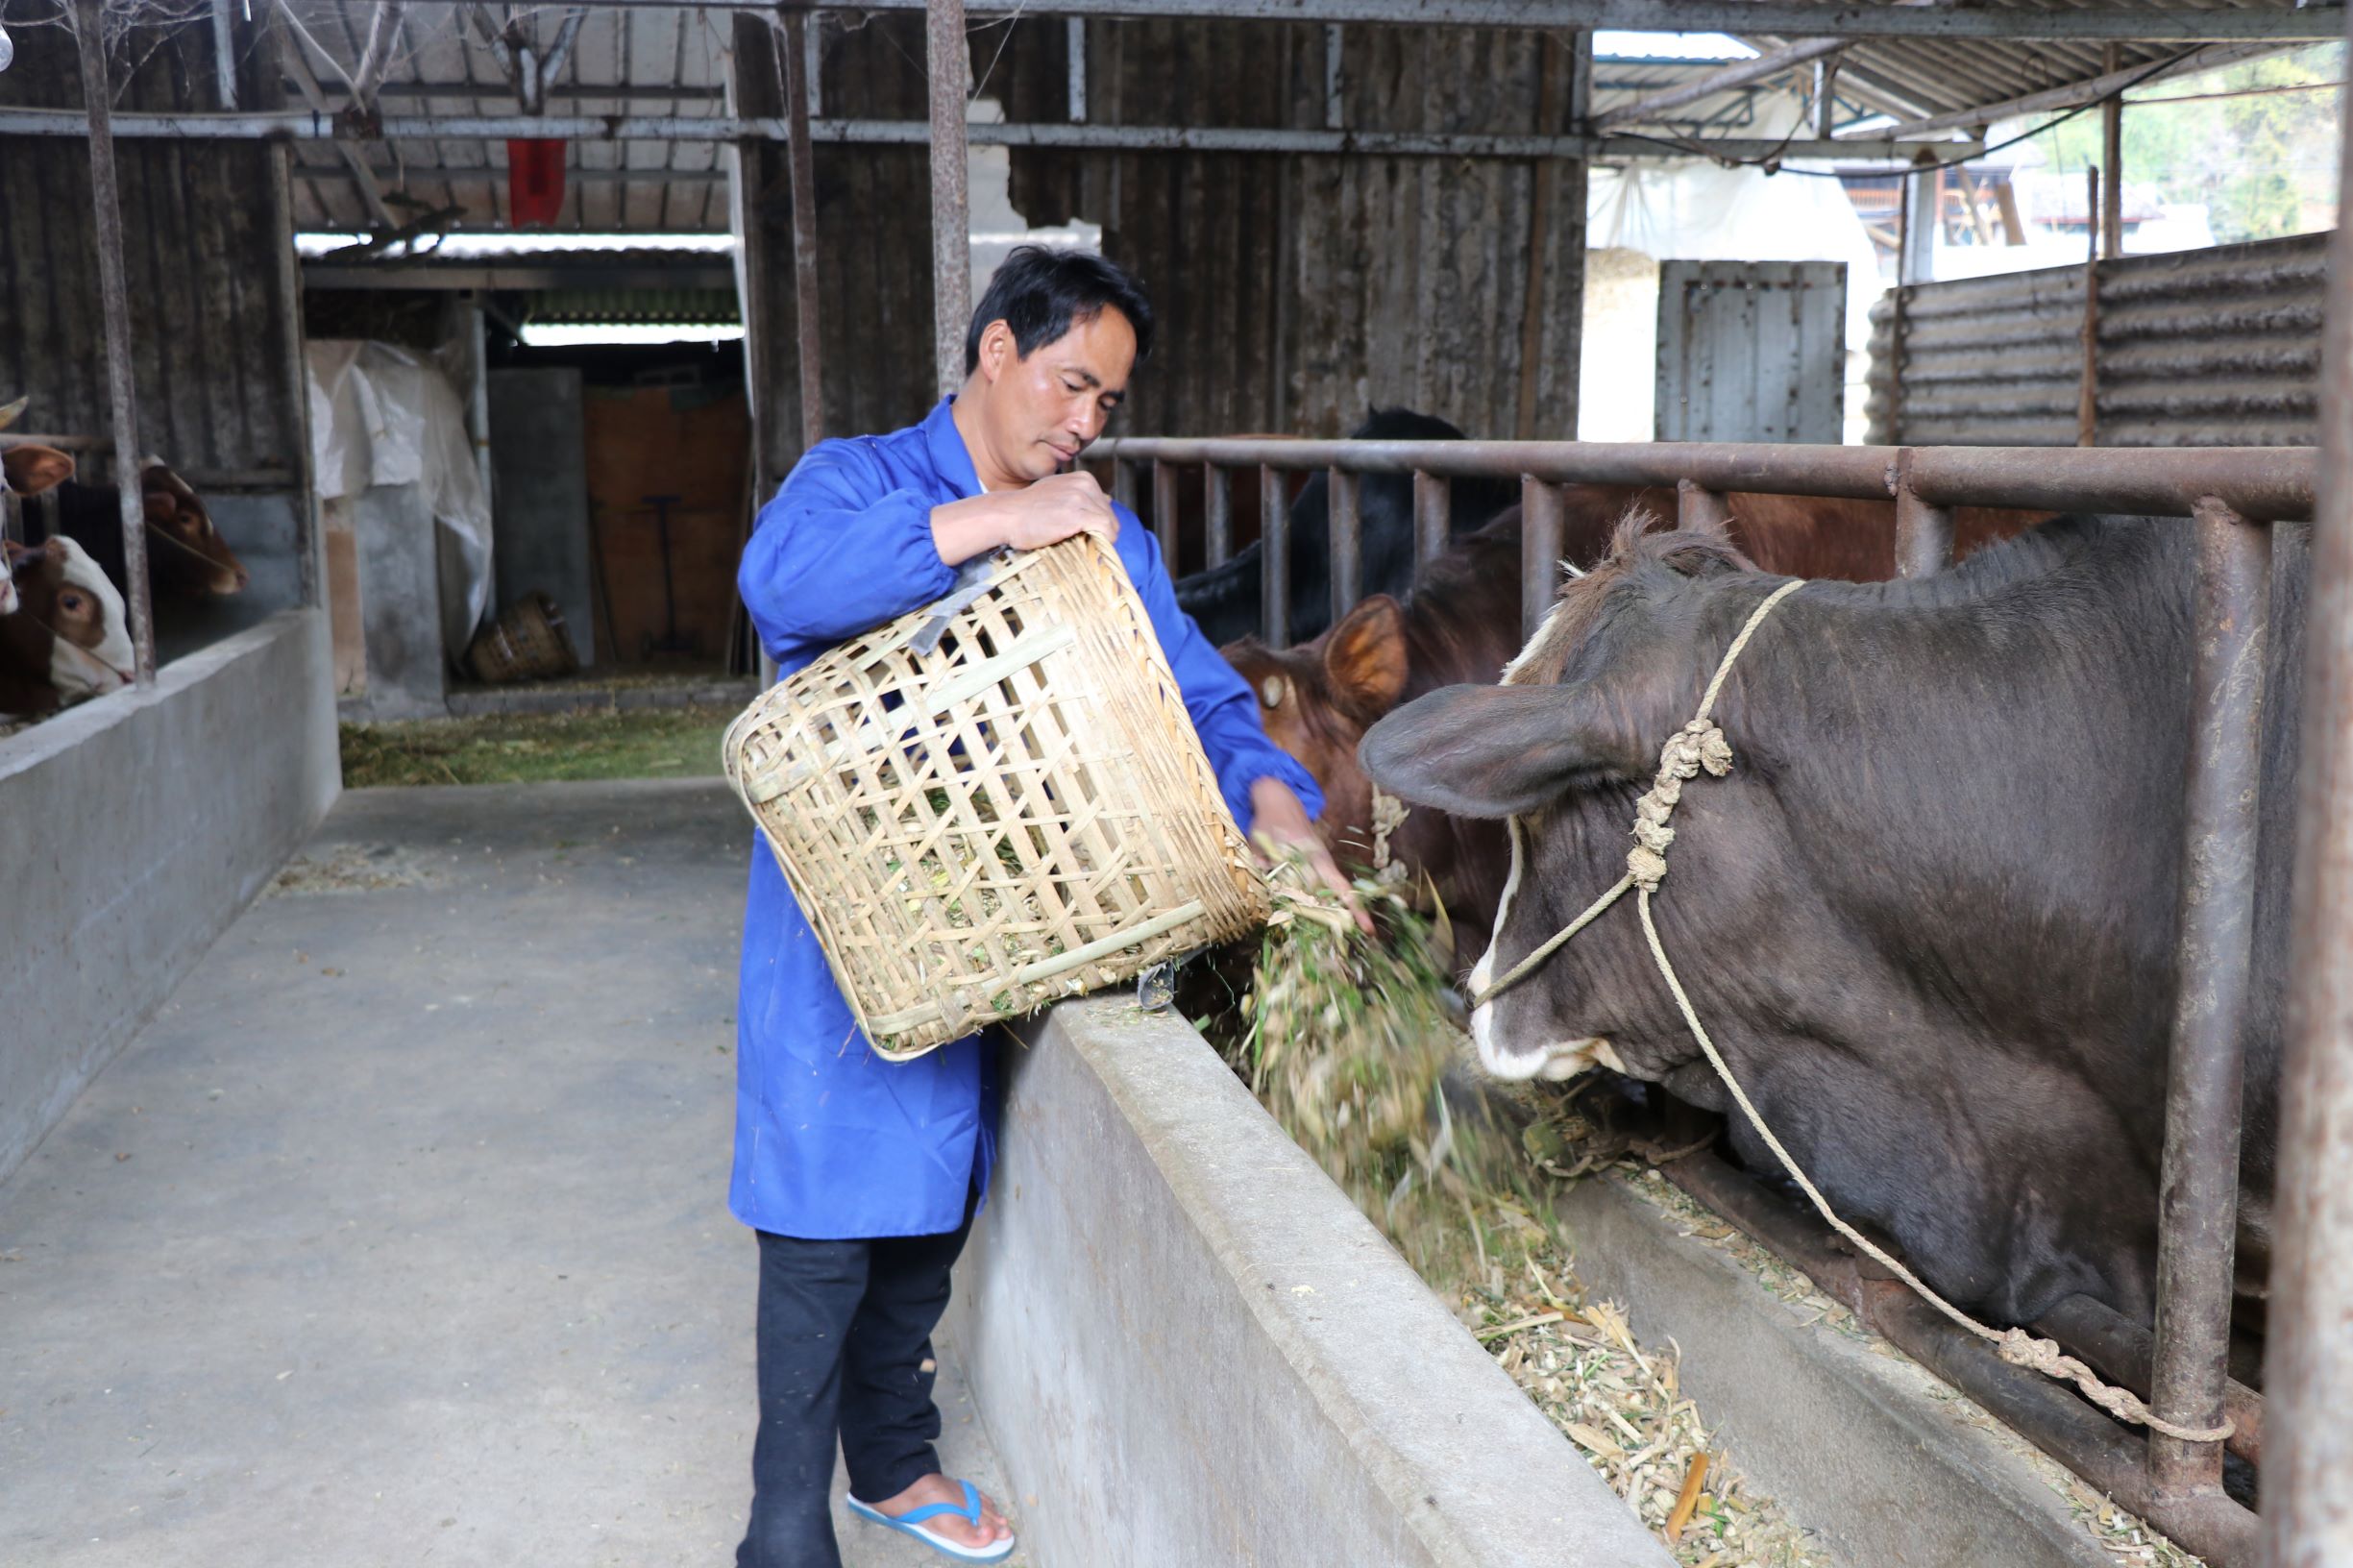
left=1249, top=777, right=1373, bottom=935
left=932, top=472, right=1120, bottom=564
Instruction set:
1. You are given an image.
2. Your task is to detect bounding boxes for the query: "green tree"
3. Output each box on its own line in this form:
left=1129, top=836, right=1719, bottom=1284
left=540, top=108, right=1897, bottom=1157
left=2024, top=43, right=2342, bottom=245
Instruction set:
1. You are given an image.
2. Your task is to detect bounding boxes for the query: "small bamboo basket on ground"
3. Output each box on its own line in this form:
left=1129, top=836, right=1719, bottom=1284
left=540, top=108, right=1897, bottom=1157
left=723, top=532, right=1268, bottom=1060
left=465, top=593, right=579, bottom=684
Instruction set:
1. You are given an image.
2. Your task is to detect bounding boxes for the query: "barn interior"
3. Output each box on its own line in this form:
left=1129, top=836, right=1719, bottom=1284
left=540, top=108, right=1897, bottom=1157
left=3, top=2, right=2351, bottom=1565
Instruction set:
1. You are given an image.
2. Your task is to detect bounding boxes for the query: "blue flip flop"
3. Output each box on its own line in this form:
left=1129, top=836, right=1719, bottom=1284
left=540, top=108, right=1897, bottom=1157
left=846, top=1479, right=1015, bottom=1563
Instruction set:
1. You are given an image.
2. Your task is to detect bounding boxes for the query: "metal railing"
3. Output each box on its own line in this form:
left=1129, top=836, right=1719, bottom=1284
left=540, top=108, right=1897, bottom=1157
left=1089, top=430, right=2319, bottom=1567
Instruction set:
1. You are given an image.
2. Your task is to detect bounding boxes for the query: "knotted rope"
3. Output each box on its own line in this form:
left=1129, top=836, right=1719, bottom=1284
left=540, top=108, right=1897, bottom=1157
left=1473, top=576, right=2230, bottom=1445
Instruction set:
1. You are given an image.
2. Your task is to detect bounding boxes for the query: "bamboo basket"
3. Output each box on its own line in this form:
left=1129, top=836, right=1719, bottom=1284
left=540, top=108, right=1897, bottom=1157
left=723, top=532, right=1268, bottom=1060
left=465, top=593, right=579, bottom=684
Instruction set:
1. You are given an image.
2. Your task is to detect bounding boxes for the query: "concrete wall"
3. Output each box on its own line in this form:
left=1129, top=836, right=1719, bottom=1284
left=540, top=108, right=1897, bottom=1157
left=946, top=998, right=1669, bottom=1568
left=0, top=611, right=341, bottom=1183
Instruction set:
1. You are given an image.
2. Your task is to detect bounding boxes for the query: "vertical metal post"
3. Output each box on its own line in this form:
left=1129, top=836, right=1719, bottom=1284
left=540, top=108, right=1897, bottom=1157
left=2147, top=495, right=2270, bottom=1501
left=1893, top=451, right=1952, bottom=577
left=1677, top=478, right=1732, bottom=533
left=1260, top=465, right=1288, bottom=647
left=1900, top=158, right=1936, bottom=286
left=210, top=0, right=238, bottom=110
left=1153, top=458, right=1180, bottom=570
left=926, top=0, right=970, bottom=398
left=1328, top=467, right=1361, bottom=626
left=2101, top=43, right=2124, bottom=260
left=2079, top=167, right=2102, bottom=449
left=1066, top=17, right=1085, bottom=123
left=1521, top=477, right=1563, bottom=638
left=467, top=300, right=494, bottom=516
left=73, top=0, right=155, bottom=686
left=2267, top=15, right=2353, bottom=1547
left=782, top=8, right=824, bottom=445
left=265, top=132, right=322, bottom=613
left=1413, top=469, right=1450, bottom=565
left=1204, top=463, right=1232, bottom=568
left=1112, top=457, right=1137, bottom=512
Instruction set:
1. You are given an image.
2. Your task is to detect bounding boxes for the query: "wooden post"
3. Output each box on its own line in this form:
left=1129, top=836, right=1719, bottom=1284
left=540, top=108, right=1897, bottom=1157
left=2101, top=43, right=2125, bottom=260
left=72, top=0, right=155, bottom=685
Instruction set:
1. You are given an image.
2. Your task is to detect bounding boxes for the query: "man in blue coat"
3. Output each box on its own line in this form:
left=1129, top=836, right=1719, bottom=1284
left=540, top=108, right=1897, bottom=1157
left=732, top=247, right=1347, bottom=1566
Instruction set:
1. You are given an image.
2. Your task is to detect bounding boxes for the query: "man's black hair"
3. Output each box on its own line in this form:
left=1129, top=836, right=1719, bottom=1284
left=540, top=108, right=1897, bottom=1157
left=963, top=246, right=1155, bottom=377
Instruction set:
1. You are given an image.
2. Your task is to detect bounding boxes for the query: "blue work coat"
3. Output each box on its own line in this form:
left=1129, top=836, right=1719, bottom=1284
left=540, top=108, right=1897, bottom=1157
left=731, top=396, right=1322, bottom=1239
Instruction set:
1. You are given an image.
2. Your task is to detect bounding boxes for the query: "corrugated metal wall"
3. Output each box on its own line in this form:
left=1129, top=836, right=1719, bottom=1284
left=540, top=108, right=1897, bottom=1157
left=1865, top=232, right=2327, bottom=448
left=994, top=20, right=1583, bottom=441
left=1654, top=260, right=1847, bottom=443
left=0, top=22, right=305, bottom=479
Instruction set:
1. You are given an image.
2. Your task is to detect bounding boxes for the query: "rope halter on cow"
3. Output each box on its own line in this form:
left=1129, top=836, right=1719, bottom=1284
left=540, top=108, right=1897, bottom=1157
left=1471, top=575, right=2232, bottom=1446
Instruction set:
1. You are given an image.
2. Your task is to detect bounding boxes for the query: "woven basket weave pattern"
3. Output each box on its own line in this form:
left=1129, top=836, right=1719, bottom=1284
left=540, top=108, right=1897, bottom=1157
left=724, top=534, right=1266, bottom=1059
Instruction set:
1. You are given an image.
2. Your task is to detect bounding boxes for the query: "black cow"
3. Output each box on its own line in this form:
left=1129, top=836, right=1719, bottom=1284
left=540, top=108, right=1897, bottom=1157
left=1359, top=511, right=2297, bottom=1330
left=1172, top=407, right=1518, bottom=648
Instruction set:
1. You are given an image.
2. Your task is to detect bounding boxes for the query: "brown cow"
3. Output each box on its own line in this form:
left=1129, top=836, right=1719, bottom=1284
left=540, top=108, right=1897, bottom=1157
left=1224, top=489, right=2047, bottom=965
left=41, top=459, right=249, bottom=600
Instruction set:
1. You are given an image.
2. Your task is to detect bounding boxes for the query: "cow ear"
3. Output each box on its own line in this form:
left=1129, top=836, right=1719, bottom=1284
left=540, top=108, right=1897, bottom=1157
left=1360, top=682, right=1643, bottom=819
left=1325, top=594, right=1408, bottom=722
left=3, top=445, right=75, bottom=497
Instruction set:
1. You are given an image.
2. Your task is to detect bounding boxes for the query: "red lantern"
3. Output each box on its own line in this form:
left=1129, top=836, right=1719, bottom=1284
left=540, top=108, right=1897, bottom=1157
left=507, top=138, right=566, bottom=227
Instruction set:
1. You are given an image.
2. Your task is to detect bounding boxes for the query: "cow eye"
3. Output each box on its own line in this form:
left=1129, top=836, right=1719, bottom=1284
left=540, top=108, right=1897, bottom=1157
left=1260, top=674, right=1287, bottom=709
left=61, top=592, right=85, bottom=612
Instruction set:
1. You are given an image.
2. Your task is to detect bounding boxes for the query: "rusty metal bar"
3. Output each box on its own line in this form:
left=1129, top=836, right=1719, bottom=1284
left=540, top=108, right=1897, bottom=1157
left=1329, top=468, right=1363, bottom=625
left=1658, top=1154, right=2260, bottom=1567
left=1112, top=457, right=1137, bottom=512
left=1413, top=469, right=1450, bottom=565
left=1520, top=477, right=1563, bottom=637
left=1088, top=436, right=2317, bottom=522
left=1677, top=478, right=1731, bottom=532
left=1153, top=458, right=1181, bottom=570
left=780, top=8, right=824, bottom=446
left=1260, top=464, right=1289, bottom=647
left=73, top=0, right=155, bottom=686
left=2148, top=495, right=2271, bottom=1500
left=1894, top=452, right=1953, bottom=577
left=2264, top=13, right=2353, bottom=1550
left=1203, top=462, right=1233, bottom=567
left=926, top=0, right=970, bottom=398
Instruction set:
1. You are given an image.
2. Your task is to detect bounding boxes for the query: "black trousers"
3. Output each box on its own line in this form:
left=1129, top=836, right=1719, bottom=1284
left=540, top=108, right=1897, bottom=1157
left=735, top=1198, right=977, bottom=1568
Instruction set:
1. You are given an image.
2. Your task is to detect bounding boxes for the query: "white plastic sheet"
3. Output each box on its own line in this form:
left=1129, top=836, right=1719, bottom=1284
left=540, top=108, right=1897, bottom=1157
left=306, top=340, right=494, bottom=661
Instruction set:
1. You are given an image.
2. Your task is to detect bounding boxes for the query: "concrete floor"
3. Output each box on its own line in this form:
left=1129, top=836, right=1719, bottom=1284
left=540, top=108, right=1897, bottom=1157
left=0, top=780, right=1021, bottom=1568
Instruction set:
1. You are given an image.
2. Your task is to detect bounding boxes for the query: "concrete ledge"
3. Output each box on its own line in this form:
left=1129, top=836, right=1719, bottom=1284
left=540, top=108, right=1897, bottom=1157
left=0, top=610, right=340, bottom=1182
left=946, top=997, right=1670, bottom=1568
left=1556, top=1170, right=2115, bottom=1568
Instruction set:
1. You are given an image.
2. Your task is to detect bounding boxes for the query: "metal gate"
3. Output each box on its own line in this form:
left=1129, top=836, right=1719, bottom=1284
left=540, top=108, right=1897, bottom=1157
left=1654, top=260, right=1849, bottom=444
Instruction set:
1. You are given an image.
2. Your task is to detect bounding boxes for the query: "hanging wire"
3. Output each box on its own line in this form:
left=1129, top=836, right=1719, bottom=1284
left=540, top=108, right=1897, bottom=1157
left=1615, top=52, right=2189, bottom=180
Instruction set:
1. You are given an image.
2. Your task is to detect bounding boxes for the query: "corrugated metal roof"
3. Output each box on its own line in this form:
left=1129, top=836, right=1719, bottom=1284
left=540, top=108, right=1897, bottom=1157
left=277, top=0, right=2322, bottom=236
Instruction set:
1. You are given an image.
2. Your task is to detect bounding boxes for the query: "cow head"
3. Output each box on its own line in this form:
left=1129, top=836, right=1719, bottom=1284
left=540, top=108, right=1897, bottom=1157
left=139, top=458, right=247, bottom=595
left=11, top=536, right=133, bottom=694
left=1223, top=594, right=1409, bottom=870
left=1360, top=512, right=1778, bottom=1083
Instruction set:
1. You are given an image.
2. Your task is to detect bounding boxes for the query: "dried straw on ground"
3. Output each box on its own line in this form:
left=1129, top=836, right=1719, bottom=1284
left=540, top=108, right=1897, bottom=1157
left=1232, top=874, right=2201, bottom=1568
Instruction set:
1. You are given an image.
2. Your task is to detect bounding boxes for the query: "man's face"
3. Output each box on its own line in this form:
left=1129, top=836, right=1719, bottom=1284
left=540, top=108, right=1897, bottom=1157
left=971, top=306, right=1138, bottom=485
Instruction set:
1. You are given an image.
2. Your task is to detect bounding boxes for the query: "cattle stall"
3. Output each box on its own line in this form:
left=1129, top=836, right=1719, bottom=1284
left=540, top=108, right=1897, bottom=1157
left=1091, top=427, right=2331, bottom=1566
